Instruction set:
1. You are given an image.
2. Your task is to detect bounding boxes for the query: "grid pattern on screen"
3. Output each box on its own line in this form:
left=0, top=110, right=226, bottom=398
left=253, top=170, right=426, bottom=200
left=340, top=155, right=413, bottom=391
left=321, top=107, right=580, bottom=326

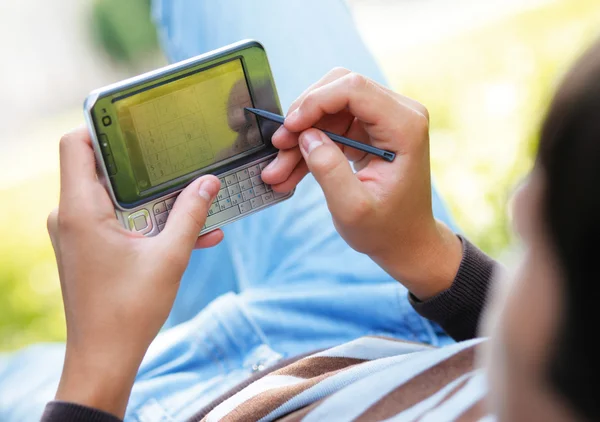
left=130, top=88, right=214, bottom=185
left=127, top=60, right=260, bottom=187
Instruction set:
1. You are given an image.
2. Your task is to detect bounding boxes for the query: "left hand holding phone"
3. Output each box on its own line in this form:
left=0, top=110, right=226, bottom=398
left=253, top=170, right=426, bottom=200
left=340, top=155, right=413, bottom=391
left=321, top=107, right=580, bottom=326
left=47, top=127, right=223, bottom=419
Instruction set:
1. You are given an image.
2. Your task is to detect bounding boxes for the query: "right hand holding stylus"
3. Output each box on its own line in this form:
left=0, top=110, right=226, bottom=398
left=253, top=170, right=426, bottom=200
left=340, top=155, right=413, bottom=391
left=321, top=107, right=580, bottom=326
left=261, top=68, right=463, bottom=300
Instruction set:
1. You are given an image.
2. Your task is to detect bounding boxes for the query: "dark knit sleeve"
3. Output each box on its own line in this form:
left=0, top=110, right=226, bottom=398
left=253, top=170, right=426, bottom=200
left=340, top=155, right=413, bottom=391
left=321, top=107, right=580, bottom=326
left=409, top=236, right=497, bottom=341
left=41, top=401, right=123, bottom=422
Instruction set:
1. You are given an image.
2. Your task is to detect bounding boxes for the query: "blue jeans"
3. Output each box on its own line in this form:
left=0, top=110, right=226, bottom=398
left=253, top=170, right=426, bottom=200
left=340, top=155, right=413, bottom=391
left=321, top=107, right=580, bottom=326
left=0, top=1, right=457, bottom=421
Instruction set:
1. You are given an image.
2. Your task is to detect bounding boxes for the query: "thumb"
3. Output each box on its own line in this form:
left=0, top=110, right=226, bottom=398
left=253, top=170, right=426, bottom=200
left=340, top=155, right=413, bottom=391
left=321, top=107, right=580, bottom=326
left=160, top=175, right=221, bottom=248
left=299, top=128, right=369, bottom=219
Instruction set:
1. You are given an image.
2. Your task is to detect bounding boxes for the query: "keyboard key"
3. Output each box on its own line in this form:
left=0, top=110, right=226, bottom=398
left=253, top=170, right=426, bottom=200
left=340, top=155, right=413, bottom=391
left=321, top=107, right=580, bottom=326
left=133, top=215, right=148, bottom=231
left=128, top=210, right=153, bottom=235
left=230, top=193, right=243, bottom=205
left=242, top=188, right=255, bottom=201
left=236, top=168, right=250, bottom=182
left=228, top=184, right=241, bottom=196
left=219, top=198, right=233, bottom=210
left=251, top=196, right=264, bottom=209
left=205, top=205, right=241, bottom=227
left=274, top=191, right=289, bottom=199
left=217, top=188, right=229, bottom=201
left=240, top=179, right=253, bottom=191
left=225, top=174, right=238, bottom=186
left=248, top=164, right=261, bottom=177
left=165, top=197, right=176, bottom=210
left=153, top=201, right=167, bottom=216
left=251, top=175, right=262, bottom=187
left=219, top=177, right=226, bottom=188
left=156, top=212, right=168, bottom=226
left=254, top=184, right=266, bottom=195
left=259, top=159, right=274, bottom=170
left=262, top=192, right=274, bottom=203
left=265, top=184, right=272, bottom=192
left=158, top=223, right=166, bottom=232
left=208, top=202, right=220, bottom=216
left=239, top=201, right=252, bottom=213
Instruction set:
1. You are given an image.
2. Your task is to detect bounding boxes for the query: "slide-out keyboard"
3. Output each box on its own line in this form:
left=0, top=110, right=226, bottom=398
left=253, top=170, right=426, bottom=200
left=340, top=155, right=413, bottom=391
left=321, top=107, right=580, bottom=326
left=150, top=157, right=288, bottom=233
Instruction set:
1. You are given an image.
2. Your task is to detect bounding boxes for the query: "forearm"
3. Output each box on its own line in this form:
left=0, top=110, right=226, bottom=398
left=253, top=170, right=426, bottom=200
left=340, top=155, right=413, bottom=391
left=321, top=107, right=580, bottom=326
left=48, top=344, right=143, bottom=421
left=372, top=220, right=497, bottom=341
left=372, top=220, right=464, bottom=301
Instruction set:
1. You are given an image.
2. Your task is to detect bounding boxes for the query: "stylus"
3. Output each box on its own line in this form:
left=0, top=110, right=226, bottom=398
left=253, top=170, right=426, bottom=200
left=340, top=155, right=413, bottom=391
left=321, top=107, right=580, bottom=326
left=245, top=107, right=396, bottom=162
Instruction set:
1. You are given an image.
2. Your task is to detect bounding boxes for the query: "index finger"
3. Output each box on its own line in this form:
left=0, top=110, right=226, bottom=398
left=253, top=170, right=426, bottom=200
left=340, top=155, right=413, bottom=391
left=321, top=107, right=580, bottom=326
left=272, top=67, right=352, bottom=152
left=284, top=73, right=401, bottom=135
left=287, top=67, right=351, bottom=116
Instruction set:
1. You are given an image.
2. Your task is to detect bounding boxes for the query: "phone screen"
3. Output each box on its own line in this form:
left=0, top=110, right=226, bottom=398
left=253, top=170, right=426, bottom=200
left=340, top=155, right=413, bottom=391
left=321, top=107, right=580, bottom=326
left=113, top=59, right=263, bottom=190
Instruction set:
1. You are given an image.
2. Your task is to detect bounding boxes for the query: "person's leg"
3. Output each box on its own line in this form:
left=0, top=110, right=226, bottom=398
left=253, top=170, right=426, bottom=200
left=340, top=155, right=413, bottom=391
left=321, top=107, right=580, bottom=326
left=155, top=0, right=457, bottom=330
left=153, top=0, right=388, bottom=109
left=164, top=242, right=239, bottom=327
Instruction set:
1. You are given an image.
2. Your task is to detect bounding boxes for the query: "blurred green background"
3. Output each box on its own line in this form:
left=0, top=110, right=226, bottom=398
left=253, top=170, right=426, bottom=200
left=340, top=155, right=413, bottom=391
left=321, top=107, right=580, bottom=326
left=1, top=0, right=599, bottom=351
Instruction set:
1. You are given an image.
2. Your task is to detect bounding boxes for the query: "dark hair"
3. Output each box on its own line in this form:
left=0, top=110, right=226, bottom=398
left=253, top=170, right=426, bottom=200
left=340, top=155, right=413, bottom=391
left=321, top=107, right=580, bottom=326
left=537, top=38, right=600, bottom=421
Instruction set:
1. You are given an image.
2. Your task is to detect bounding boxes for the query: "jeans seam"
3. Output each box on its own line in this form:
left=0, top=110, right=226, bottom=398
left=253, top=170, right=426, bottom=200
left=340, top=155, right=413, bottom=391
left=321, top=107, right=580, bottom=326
left=234, top=298, right=275, bottom=351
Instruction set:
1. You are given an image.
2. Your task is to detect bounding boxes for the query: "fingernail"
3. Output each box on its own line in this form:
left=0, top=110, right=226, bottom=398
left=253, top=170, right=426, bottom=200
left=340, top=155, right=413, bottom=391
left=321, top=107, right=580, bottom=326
left=198, top=179, right=216, bottom=201
left=300, top=131, right=324, bottom=155
left=264, top=156, right=278, bottom=172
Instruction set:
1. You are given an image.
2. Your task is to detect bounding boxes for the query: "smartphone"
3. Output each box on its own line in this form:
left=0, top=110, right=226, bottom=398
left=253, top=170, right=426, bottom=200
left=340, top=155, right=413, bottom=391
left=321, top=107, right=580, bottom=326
left=84, top=40, right=292, bottom=236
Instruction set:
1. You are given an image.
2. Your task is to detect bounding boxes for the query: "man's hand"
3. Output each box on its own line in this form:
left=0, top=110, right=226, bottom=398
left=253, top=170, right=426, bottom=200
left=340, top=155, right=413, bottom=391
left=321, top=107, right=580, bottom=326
left=261, top=68, right=463, bottom=300
left=47, top=127, right=223, bottom=418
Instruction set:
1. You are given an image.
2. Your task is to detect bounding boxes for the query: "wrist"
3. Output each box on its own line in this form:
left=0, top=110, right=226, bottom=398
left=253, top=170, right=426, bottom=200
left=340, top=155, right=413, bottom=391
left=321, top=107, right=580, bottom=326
left=55, top=343, right=143, bottom=418
left=373, top=220, right=463, bottom=300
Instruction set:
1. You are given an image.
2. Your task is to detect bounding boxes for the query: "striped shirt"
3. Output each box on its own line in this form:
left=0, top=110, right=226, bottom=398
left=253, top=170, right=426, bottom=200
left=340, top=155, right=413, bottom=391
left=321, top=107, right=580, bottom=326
left=203, top=336, right=488, bottom=422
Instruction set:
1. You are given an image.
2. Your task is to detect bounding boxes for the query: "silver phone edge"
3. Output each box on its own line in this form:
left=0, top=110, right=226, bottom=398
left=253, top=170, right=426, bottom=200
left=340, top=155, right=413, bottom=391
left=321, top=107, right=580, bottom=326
left=83, top=39, right=294, bottom=235
left=83, top=39, right=265, bottom=214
